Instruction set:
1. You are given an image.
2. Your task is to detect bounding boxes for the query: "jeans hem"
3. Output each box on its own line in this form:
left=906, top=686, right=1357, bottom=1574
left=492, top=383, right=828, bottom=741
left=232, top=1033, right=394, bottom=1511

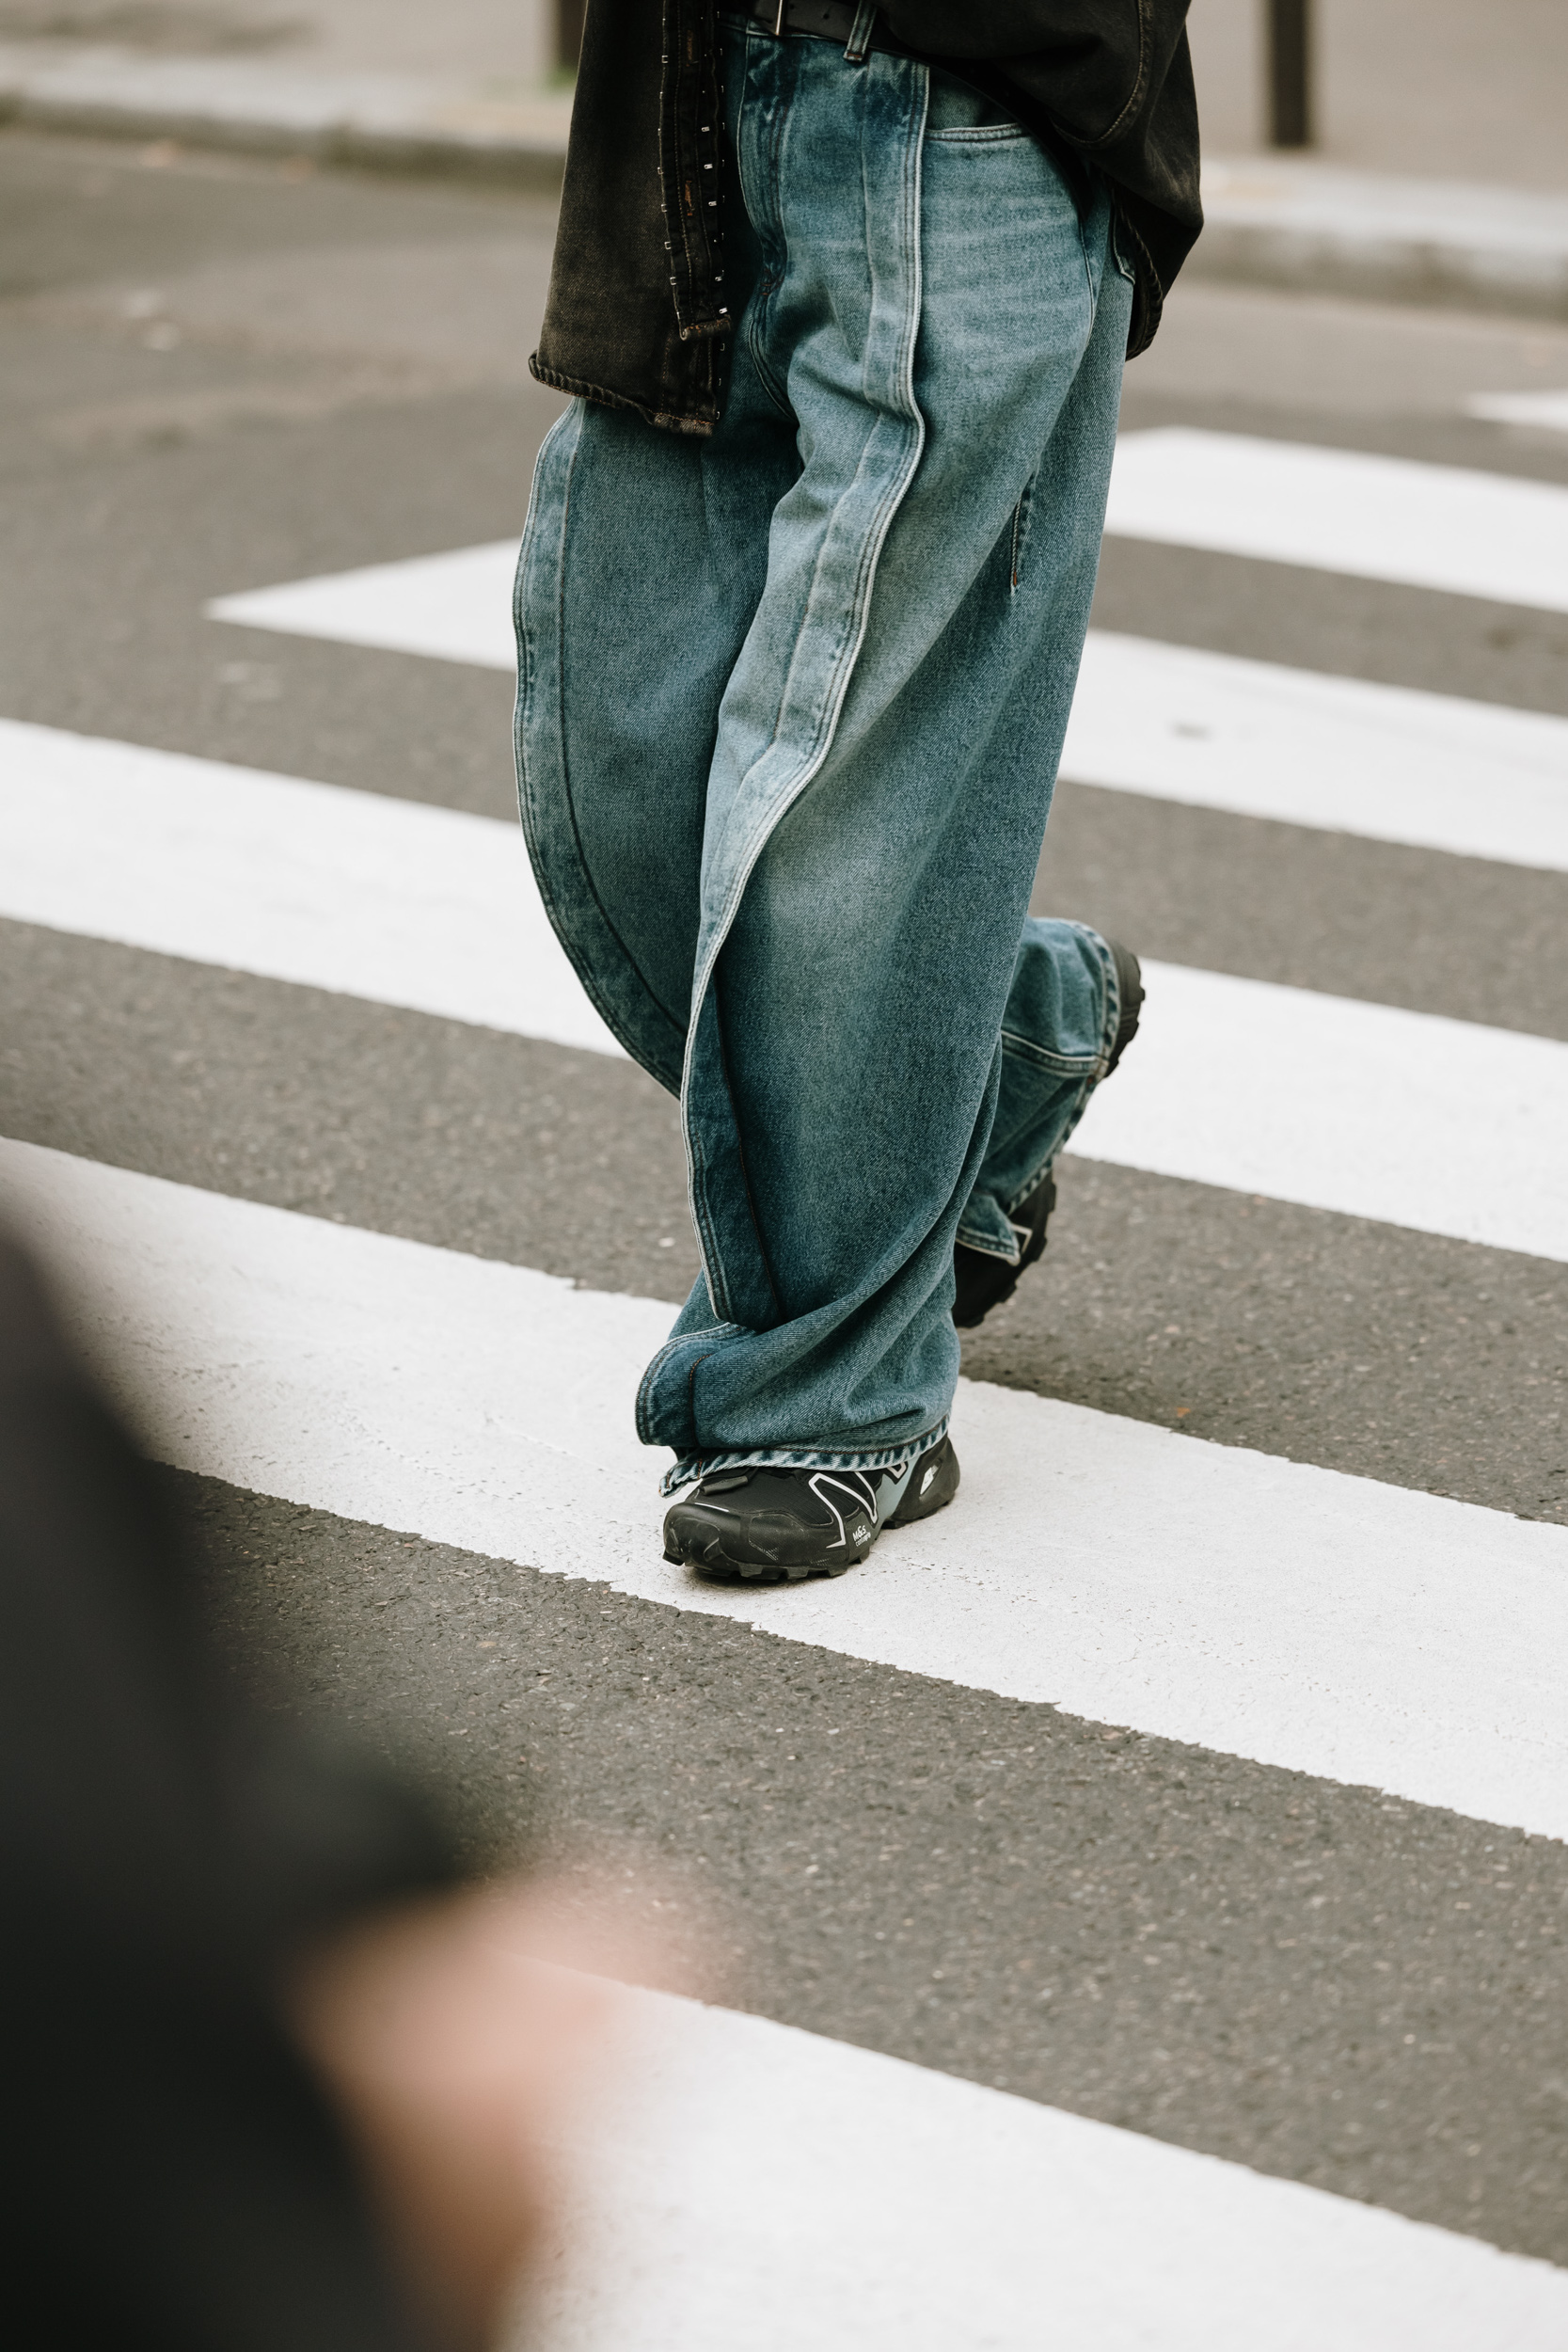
left=658, top=1416, right=950, bottom=1498
left=955, top=1226, right=1023, bottom=1265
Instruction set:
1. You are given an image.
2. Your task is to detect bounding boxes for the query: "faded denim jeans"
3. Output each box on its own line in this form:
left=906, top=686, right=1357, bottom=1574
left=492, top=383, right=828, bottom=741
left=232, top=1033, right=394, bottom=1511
left=515, top=19, right=1135, bottom=1491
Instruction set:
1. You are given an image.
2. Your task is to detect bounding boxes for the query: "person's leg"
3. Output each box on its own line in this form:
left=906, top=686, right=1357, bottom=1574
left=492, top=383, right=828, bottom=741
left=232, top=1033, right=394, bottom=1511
left=513, top=121, right=796, bottom=1093
left=952, top=926, right=1143, bottom=1327
left=641, top=36, right=1133, bottom=1489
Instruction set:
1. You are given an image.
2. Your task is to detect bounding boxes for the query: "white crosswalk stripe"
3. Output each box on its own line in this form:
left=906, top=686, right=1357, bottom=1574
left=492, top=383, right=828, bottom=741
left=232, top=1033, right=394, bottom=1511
left=1080, top=961, right=1568, bottom=1262
left=211, top=537, right=520, bottom=667
left=0, top=718, right=620, bottom=1055
left=1067, top=632, right=1568, bottom=873
left=7, top=717, right=1566, bottom=1260
left=542, top=1983, right=1568, bottom=2351
left=6, top=1133, right=1566, bottom=1841
left=1105, top=428, right=1568, bottom=612
left=210, top=539, right=1568, bottom=869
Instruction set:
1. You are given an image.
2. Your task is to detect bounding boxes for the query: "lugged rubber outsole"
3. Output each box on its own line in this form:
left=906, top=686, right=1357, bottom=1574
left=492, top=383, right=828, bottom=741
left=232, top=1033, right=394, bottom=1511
left=663, top=1538, right=857, bottom=1584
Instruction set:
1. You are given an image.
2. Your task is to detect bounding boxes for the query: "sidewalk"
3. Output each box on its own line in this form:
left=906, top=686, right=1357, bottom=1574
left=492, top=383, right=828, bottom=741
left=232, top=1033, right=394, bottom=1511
left=0, top=41, right=575, bottom=188
left=1191, top=159, right=1568, bottom=322
left=3, top=21, right=1568, bottom=321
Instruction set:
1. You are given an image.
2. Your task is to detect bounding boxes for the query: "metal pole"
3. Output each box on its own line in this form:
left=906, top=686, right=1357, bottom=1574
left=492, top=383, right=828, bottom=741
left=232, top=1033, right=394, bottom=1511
left=1267, top=0, right=1312, bottom=148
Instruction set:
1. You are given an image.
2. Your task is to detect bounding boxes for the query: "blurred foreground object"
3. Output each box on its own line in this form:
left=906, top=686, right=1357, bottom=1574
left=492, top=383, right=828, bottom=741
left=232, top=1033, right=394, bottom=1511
left=0, top=1234, right=621, bottom=2349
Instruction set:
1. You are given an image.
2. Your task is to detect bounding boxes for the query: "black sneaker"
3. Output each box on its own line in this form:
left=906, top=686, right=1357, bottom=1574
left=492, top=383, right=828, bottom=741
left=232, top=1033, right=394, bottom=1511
left=662, top=1435, right=960, bottom=1582
left=953, top=939, right=1143, bottom=1331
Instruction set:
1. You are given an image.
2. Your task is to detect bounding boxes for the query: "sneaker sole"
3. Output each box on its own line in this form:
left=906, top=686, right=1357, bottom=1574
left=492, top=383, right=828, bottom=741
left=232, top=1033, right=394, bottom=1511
left=664, top=1441, right=959, bottom=1582
left=663, top=1537, right=859, bottom=1583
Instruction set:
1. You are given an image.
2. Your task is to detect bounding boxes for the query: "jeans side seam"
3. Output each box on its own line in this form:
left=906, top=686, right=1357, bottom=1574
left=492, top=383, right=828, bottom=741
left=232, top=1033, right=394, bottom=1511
left=515, top=405, right=689, bottom=1089
left=714, top=977, right=784, bottom=1320
left=675, top=51, right=930, bottom=1334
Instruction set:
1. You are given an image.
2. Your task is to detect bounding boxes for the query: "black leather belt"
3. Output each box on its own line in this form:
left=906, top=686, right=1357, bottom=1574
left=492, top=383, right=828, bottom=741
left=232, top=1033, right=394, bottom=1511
left=736, top=0, right=917, bottom=62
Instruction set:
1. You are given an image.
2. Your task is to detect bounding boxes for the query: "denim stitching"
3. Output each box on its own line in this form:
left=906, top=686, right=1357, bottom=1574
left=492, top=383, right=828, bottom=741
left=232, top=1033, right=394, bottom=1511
left=684, top=1114, right=732, bottom=1322
left=672, top=50, right=930, bottom=1346
left=926, top=126, right=1029, bottom=146
left=714, top=974, right=784, bottom=1319
left=990, top=929, right=1122, bottom=1216
left=961, top=927, right=1122, bottom=1236
left=953, top=1228, right=1021, bottom=1263
left=660, top=1414, right=950, bottom=1495
left=997, top=1027, right=1101, bottom=1079
left=515, top=404, right=690, bottom=1089
left=739, top=34, right=797, bottom=421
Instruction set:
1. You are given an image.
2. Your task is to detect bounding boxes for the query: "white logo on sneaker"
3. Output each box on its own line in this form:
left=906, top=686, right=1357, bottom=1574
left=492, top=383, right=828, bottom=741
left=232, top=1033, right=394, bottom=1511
left=809, top=1471, right=880, bottom=1549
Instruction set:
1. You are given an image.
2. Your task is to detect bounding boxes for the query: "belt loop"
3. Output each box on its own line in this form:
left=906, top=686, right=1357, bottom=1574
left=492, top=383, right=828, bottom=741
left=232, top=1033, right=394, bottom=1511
left=844, top=0, right=878, bottom=62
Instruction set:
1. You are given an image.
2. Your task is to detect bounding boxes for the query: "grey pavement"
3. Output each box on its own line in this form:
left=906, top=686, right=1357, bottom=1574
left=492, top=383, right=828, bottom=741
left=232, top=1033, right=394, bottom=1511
left=203, top=1470, right=1565, bottom=2262
left=1, top=123, right=1566, bottom=2286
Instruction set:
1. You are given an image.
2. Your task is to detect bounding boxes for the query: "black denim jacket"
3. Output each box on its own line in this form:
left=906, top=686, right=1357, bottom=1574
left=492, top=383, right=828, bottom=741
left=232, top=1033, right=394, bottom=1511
left=532, top=0, right=1202, bottom=438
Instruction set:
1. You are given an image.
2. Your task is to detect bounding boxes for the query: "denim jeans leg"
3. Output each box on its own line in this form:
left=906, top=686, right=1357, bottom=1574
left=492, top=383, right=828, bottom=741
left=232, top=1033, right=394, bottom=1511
left=955, top=917, right=1123, bottom=1269
left=515, top=24, right=1132, bottom=1490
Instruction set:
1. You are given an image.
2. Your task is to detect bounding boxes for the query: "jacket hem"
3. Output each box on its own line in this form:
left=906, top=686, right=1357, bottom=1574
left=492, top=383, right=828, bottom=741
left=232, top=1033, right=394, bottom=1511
left=529, top=353, right=720, bottom=437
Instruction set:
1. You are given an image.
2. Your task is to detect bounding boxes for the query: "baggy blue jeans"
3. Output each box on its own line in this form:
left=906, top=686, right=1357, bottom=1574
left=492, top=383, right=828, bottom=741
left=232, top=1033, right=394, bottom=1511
left=515, top=22, right=1134, bottom=1492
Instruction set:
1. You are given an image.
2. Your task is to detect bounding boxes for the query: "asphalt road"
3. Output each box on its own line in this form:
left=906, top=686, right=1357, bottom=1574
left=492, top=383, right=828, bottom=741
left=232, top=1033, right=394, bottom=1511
left=2, top=126, right=1565, bottom=2281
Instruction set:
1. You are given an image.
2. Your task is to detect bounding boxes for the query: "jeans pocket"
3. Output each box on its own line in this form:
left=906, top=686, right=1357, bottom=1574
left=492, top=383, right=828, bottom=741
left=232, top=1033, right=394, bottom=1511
left=925, top=64, right=1024, bottom=140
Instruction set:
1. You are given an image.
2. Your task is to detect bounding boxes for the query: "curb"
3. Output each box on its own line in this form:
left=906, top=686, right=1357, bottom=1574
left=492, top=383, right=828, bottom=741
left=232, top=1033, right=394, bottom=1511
left=5, top=52, right=1568, bottom=323
left=1194, top=158, right=1568, bottom=323
left=0, top=46, right=572, bottom=189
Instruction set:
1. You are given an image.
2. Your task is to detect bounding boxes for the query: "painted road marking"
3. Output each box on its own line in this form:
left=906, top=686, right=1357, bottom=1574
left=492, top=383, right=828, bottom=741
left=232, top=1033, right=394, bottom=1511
left=212, top=428, right=1568, bottom=645
left=212, top=547, right=1568, bottom=872
left=1066, top=631, right=1568, bottom=874
left=12, top=715, right=1568, bottom=1270
left=1073, top=958, right=1568, bottom=1264
left=210, top=537, right=520, bottom=667
left=0, top=718, right=618, bottom=1057
left=534, top=1979, right=1568, bottom=2352
left=1106, top=427, right=1568, bottom=612
left=7, top=1136, right=1567, bottom=1840
left=7, top=719, right=1567, bottom=1263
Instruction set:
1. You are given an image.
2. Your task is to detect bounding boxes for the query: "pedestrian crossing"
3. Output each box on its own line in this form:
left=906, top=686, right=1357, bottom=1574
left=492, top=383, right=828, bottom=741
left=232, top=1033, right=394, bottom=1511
left=206, top=426, right=1568, bottom=640
left=8, top=717, right=1566, bottom=1259
left=0, top=718, right=619, bottom=1054
left=7, top=1131, right=1565, bottom=1837
left=1104, top=429, right=1568, bottom=612
left=1069, top=633, right=1568, bottom=874
left=536, top=1983, right=1568, bottom=2352
left=8, top=406, right=1568, bottom=2343
left=209, top=531, right=1568, bottom=873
